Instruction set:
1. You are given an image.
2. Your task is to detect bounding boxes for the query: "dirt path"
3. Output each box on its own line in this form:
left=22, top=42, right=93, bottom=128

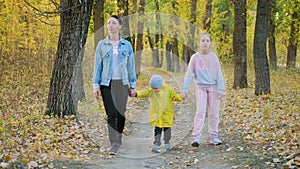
left=83, top=104, right=232, bottom=169
left=53, top=75, right=234, bottom=169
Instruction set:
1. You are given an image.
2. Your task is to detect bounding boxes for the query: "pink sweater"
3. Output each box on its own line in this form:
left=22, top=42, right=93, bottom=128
left=183, top=52, right=225, bottom=94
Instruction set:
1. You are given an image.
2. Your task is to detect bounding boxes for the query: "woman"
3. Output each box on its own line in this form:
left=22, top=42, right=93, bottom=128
left=93, top=15, right=137, bottom=155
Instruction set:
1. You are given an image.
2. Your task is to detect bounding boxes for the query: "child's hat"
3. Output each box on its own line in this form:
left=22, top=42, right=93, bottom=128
left=150, top=75, right=164, bottom=89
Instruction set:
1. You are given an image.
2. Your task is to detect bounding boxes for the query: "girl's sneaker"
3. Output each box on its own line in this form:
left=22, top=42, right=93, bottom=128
left=209, top=135, right=222, bottom=145
left=165, top=144, right=171, bottom=150
left=191, top=138, right=200, bottom=147
left=152, top=145, right=161, bottom=153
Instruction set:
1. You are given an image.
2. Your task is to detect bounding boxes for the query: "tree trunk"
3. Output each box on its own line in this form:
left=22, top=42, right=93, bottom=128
left=233, top=0, right=248, bottom=89
left=268, top=0, right=277, bottom=70
left=166, top=41, right=172, bottom=71
left=253, top=0, right=271, bottom=95
left=203, top=0, right=212, bottom=30
left=118, top=0, right=131, bottom=43
left=93, top=0, right=105, bottom=49
left=171, top=0, right=180, bottom=72
left=172, top=35, right=180, bottom=73
left=147, top=23, right=161, bottom=68
left=135, top=0, right=145, bottom=74
left=153, top=0, right=162, bottom=68
left=182, top=0, right=197, bottom=68
left=286, top=11, right=298, bottom=68
left=72, top=49, right=85, bottom=109
left=46, top=0, right=93, bottom=117
left=188, top=0, right=197, bottom=58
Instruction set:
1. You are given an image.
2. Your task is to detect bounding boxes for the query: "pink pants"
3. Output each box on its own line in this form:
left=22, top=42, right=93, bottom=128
left=192, top=85, right=220, bottom=138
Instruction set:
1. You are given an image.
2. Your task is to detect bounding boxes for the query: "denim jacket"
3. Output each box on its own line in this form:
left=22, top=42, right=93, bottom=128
left=93, top=36, right=136, bottom=89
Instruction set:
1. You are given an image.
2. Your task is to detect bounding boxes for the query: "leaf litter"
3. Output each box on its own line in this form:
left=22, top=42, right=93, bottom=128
left=0, top=66, right=299, bottom=168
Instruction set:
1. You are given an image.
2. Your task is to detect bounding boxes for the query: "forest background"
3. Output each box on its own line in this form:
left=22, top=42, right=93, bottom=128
left=0, top=0, right=299, bottom=168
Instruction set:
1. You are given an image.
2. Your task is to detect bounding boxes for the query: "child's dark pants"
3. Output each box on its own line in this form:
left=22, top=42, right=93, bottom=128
left=154, top=126, right=171, bottom=146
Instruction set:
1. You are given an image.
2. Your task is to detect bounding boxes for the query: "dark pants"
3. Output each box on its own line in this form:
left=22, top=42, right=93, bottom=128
left=154, top=126, right=171, bottom=146
left=100, top=80, right=129, bottom=144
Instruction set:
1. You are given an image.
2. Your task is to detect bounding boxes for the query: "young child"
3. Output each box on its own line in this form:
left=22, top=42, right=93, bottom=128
left=134, top=74, right=183, bottom=153
left=181, top=32, right=225, bottom=147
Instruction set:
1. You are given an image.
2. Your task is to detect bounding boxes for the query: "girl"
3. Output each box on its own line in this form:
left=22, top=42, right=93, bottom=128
left=181, top=32, right=225, bottom=147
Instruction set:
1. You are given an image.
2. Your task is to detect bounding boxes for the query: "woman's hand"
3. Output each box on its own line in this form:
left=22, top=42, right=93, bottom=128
left=129, top=88, right=136, bottom=97
left=94, top=88, right=101, bottom=99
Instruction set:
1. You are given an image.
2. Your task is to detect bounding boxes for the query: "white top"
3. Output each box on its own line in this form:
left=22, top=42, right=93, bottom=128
left=111, top=40, right=122, bottom=80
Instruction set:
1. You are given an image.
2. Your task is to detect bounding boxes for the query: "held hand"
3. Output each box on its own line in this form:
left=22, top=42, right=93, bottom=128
left=94, top=88, right=101, bottom=99
left=129, top=88, right=136, bottom=97
left=181, top=92, right=187, bottom=100
left=217, top=93, right=224, bottom=100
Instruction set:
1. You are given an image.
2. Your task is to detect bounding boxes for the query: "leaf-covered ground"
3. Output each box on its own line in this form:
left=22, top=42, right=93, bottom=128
left=0, top=65, right=299, bottom=168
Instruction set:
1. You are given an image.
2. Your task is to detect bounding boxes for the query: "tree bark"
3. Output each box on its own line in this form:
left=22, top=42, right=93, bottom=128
left=182, top=44, right=190, bottom=72
left=118, top=0, right=131, bottom=43
left=188, top=0, right=197, bottom=57
left=172, top=35, right=180, bottom=73
left=166, top=41, right=172, bottom=71
left=152, top=0, right=162, bottom=68
left=268, top=0, right=277, bottom=70
left=93, top=0, right=104, bottom=50
left=203, top=0, right=212, bottom=31
left=46, top=0, right=93, bottom=117
left=233, top=0, right=248, bottom=88
left=171, top=1, right=180, bottom=73
left=286, top=11, right=298, bottom=68
left=135, top=0, right=145, bottom=74
left=182, top=0, right=197, bottom=68
left=253, top=0, right=271, bottom=95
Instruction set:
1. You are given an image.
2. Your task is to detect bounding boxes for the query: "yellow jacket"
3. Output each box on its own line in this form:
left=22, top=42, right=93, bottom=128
left=136, top=84, right=183, bottom=127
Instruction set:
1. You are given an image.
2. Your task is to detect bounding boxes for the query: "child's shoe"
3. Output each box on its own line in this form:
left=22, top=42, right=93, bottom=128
left=152, top=145, right=161, bottom=153
left=165, top=143, right=171, bottom=151
left=209, top=135, right=222, bottom=145
left=191, top=137, right=200, bottom=147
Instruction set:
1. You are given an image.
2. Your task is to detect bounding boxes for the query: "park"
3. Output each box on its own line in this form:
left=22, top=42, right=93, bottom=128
left=0, top=0, right=299, bottom=168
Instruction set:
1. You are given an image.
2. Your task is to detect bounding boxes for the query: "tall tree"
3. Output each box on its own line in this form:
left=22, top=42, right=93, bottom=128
left=253, top=0, right=271, bottom=95
left=286, top=2, right=299, bottom=68
left=118, top=0, right=131, bottom=43
left=135, top=0, right=145, bottom=74
left=268, top=0, right=277, bottom=70
left=233, top=0, right=248, bottom=88
left=171, top=0, right=180, bottom=73
left=93, top=0, right=105, bottom=49
left=203, top=0, right=212, bottom=31
left=182, top=0, right=197, bottom=68
left=154, top=0, right=163, bottom=68
left=46, top=0, right=93, bottom=117
left=166, top=41, right=172, bottom=72
left=172, top=36, right=180, bottom=72
left=147, top=0, right=163, bottom=68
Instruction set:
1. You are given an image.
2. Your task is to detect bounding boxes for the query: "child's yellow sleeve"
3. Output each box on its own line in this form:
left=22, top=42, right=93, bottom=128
left=136, top=89, right=152, bottom=98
